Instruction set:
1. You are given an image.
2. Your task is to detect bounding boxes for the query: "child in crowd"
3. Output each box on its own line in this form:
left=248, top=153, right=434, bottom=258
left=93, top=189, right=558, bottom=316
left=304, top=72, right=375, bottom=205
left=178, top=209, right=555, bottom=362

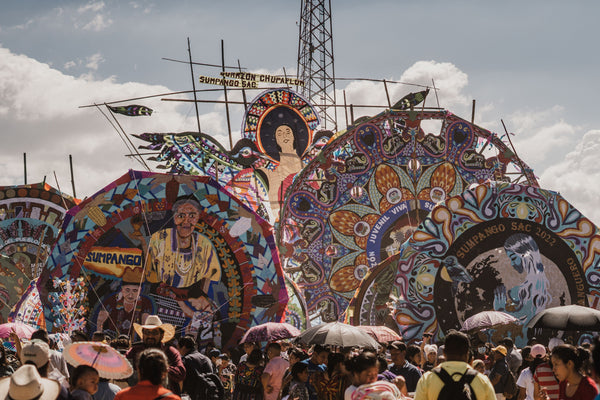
left=70, top=365, right=100, bottom=400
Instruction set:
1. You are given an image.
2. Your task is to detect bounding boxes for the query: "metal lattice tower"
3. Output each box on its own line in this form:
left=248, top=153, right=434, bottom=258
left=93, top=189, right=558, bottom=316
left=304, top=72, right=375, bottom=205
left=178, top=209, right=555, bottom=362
left=297, top=0, right=337, bottom=130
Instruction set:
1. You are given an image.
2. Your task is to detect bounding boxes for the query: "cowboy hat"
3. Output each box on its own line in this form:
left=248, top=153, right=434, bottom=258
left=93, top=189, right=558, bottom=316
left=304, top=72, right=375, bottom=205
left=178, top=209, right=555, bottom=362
left=0, top=365, right=60, bottom=400
left=133, top=315, right=175, bottom=343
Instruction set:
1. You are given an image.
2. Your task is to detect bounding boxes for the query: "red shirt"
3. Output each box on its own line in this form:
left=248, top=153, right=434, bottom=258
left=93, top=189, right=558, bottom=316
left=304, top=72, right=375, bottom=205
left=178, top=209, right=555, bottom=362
left=558, top=376, right=598, bottom=400
left=114, top=380, right=181, bottom=400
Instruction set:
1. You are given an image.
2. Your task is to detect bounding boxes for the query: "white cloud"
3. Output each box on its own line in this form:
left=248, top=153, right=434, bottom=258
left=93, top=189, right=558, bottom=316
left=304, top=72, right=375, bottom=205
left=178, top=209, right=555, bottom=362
left=540, top=130, right=600, bottom=226
left=85, top=53, right=104, bottom=71
left=78, top=1, right=106, bottom=13
left=0, top=46, right=209, bottom=199
left=82, top=14, right=113, bottom=31
left=64, top=61, right=77, bottom=70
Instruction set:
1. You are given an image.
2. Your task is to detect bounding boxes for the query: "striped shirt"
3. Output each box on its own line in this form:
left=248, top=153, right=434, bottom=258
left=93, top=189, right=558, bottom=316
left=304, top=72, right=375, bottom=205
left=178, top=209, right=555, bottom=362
left=533, top=363, right=559, bottom=400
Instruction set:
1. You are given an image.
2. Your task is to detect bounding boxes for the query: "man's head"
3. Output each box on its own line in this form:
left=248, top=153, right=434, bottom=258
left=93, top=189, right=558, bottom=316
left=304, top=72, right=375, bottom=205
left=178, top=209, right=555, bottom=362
left=177, top=335, right=196, bottom=356
left=501, top=337, right=514, bottom=351
left=30, top=329, right=49, bottom=344
left=310, top=344, right=330, bottom=365
left=133, top=315, right=175, bottom=346
left=243, top=342, right=257, bottom=356
left=266, top=342, right=282, bottom=360
left=172, top=198, right=201, bottom=240
left=442, top=330, right=470, bottom=362
left=492, top=345, right=507, bottom=360
left=91, top=331, right=106, bottom=342
left=389, top=341, right=407, bottom=365
left=21, top=340, right=50, bottom=375
left=70, top=330, right=88, bottom=343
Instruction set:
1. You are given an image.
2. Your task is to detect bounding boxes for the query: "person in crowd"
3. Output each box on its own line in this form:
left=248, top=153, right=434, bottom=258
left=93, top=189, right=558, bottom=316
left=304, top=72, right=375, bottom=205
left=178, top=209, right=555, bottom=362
left=262, top=342, right=289, bottom=400
left=70, top=365, right=100, bottom=400
left=590, top=337, right=600, bottom=400
left=313, top=352, right=350, bottom=400
left=344, top=351, right=380, bottom=400
left=550, top=344, right=598, bottom=400
left=88, top=331, right=120, bottom=400
left=209, top=349, right=222, bottom=372
left=515, top=346, right=535, bottom=400
left=218, top=354, right=237, bottom=400
left=388, top=341, right=422, bottom=392
left=406, top=345, right=423, bottom=370
left=489, top=345, right=510, bottom=399
left=413, top=330, right=496, bottom=400
left=502, top=337, right=523, bottom=377
left=178, top=335, right=215, bottom=400
left=0, top=343, right=14, bottom=377
left=376, top=355, right=396, bottom=383
left=240, top=342, right=259, bottom=364
left=422, top=345, right=438, bottom=372
left=20, top=339, right=69, bottom=400
left=28, top=329, right=70, bottom=383
left=287, top=362, right=311, bottom=400
left=127, top=315, right=185, bottom=395
left=280, top=348, right=309, bottom=399
left=530, top=344, right=559, bottom=400
left=232, top=348, right=265, bottom=400
left=300, top=344, right=329, bottom=400
left=0, top=364, right=60, bottom=400
left=472, top=359, right=486, bottom=375
left=114, top=348, right=180, bottom=399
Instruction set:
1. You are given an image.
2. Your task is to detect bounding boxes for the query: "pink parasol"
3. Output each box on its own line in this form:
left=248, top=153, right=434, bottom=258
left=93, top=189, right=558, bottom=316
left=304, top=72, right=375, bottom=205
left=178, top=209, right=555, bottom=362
left=356, top=325, right=402, bottom=343
left=240, top=322, right=301, bottom=344
left=63, top=341, right=133, bottom=379
left=0, top=322, right=36, bottom=339
left=460, top=311, right=519, bottom=333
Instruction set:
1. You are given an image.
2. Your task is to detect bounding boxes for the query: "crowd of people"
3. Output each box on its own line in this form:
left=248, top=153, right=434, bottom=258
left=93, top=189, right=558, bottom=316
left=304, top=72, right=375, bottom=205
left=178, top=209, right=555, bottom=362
left=3, top=315, right=600, bottom=400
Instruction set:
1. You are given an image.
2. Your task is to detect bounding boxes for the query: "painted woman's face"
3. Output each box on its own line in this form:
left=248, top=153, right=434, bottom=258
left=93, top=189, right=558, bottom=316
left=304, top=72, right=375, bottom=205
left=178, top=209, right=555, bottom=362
left=505, top=249, right=523, bottom=272
left=275, top=125, right=294, bottom=147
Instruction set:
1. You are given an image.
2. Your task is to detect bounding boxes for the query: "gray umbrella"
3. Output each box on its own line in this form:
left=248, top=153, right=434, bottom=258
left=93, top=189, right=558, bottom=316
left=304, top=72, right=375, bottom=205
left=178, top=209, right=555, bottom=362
left=295, top=321, right=380, bottom=348
left=526, top=305, right=600, bottom=331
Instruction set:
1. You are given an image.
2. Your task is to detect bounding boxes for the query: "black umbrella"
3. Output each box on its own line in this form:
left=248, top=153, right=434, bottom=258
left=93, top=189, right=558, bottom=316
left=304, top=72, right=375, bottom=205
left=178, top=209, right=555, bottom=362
left=526, top=305, right=600, bottom=331
left=295, top=322, right=380, bottom=348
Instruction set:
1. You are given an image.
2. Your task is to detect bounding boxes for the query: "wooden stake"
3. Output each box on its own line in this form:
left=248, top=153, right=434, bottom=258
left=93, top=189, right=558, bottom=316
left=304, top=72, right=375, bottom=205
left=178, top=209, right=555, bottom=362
left=69, top=154, right=77, bottom=198
left=187, top=38, right=202, bottom=134
left=23, top=153, right=27, bottom=185
left=221, top=40, right=233, bottom=149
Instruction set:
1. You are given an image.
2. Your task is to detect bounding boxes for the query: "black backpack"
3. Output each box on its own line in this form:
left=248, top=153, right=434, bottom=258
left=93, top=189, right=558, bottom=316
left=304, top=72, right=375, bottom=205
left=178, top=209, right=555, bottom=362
left=433, top=367, right=478, bottom=400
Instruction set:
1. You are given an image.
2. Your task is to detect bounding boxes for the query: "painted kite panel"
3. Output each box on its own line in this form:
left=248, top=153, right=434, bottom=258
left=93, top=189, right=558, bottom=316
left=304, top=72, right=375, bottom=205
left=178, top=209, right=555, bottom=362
left=39, top=170, right=287, bottom=349
left=0, top=183, right=77, bottom=325
left=280, top=109, right=539, bottom=323
left=375, top=181, right=600, bottom=347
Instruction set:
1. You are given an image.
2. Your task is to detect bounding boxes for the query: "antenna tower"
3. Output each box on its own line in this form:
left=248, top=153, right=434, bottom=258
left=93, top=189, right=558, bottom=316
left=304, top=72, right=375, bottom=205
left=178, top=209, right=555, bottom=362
left=297, top=0, right=337, bottom=130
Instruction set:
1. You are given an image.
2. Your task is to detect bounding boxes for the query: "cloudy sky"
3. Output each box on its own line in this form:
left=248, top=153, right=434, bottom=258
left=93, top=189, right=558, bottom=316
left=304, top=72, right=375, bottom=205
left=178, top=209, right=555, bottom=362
left=1, top=0, right=599, bottom=224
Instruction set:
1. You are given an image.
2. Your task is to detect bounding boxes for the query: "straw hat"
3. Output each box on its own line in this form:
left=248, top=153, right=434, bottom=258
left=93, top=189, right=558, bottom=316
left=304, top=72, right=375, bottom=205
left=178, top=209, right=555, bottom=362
left=133, top=315, right=175, bottom=343
left=0, top=365, right=60, bottom=400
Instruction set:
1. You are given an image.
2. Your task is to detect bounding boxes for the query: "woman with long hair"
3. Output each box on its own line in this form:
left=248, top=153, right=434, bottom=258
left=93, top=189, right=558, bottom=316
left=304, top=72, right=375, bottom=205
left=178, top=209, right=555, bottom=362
left=313, top=353, right=350, bottom=400
left=232, top=348, right=265, bottom=400
left=114, top=348, right=180, bottom=400
left=550, top=344, right=597, bottom=400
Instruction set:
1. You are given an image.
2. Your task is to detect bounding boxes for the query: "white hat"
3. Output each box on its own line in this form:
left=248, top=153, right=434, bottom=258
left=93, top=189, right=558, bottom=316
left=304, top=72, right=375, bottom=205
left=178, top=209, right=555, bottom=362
left=424, top=344, right=438, bottom=355
left=20, top=339, right=50, bottom=368
left=133, top=315, right=175, bottom=343
left=0, top=365, right=60, bottom=400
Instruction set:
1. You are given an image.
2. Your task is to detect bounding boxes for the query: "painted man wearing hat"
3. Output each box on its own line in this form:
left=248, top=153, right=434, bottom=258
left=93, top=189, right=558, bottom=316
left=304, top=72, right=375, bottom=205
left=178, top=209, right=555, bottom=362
left=95, top=267, right=153, bottom=336
left=126, top=315, right=186, bottom=395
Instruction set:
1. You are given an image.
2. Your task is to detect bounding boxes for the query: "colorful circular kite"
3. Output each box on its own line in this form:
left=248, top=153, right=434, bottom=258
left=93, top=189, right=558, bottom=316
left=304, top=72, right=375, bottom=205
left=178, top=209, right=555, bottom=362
left=242, top=89, right=320, bottom=162
left=367, top=181, right=600, bottom=347
left=279, top=109, right=538, bottom=323
left=39, top=170, right=287, bottom=348
left=0, top=183, right=77, bottom=326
